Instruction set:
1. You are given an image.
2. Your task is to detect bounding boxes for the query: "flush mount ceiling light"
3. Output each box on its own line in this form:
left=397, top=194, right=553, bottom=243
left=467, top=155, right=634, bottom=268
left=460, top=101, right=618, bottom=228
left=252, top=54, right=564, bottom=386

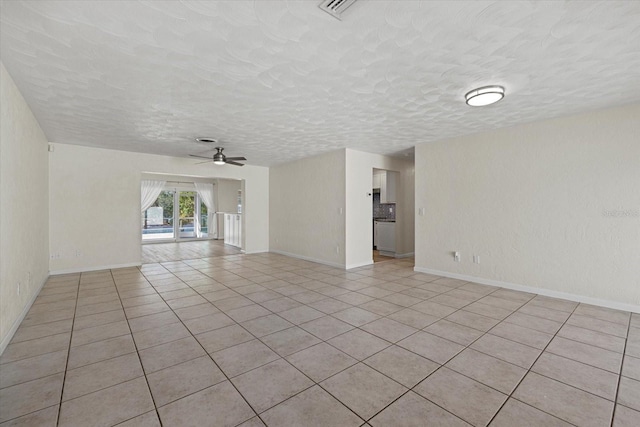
left=465, top=85, right=505, bottom=107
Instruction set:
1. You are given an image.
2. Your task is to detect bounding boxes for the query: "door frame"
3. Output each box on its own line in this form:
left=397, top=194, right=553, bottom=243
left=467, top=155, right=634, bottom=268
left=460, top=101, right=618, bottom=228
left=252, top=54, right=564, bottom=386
left=141, top=184, right=211, bottom=244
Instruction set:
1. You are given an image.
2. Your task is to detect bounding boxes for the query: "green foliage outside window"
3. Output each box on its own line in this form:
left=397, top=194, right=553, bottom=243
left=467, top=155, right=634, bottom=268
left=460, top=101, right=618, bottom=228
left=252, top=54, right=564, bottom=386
left=152, top=191, right=174, bottom=224
left=179, top=191, right=195, bottom=219
left=148, top=190, right=206, bottom=229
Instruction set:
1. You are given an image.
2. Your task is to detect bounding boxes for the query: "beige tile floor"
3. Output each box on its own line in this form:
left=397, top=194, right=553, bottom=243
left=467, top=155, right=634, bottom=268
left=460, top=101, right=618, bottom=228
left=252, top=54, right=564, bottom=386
left=142, top=239, right=242, bottom=263
left=1, top=252, right=639, bottom=426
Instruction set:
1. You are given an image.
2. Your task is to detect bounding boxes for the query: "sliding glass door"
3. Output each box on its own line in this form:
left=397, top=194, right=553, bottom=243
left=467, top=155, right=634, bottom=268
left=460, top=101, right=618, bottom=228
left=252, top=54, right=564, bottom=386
left=142, top=189, right=208, bottom=242
left=142, top=190, right=175, bottom=241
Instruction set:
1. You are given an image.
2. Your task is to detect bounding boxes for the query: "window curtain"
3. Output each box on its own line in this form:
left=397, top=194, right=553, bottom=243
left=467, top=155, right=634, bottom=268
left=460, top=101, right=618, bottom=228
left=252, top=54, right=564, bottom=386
left=141, top=180, right=166, bottom=213
left=194, top=182, right=215, bottom=238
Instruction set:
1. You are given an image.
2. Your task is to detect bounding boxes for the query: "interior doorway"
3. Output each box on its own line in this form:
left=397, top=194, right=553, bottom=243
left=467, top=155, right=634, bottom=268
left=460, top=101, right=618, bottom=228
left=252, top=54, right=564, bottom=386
left=372, top=168, right=398, bottom=263
left=141, top=175, right=246, bottom=263
left=373, top=250, right=394, bottom=263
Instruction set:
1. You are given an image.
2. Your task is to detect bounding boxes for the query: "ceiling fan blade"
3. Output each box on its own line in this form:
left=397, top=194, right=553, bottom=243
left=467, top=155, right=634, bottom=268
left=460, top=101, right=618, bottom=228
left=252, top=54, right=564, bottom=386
left=189, top=154, right=212, bottom=160
left=225, top=156, right=247, bottom=161
left=195, top=160, right=213, bottom=164
left=225, top=160, right=245, bottom=166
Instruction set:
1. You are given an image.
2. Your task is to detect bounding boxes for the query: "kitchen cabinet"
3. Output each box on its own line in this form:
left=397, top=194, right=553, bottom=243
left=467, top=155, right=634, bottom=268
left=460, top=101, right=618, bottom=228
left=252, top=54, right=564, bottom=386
left=372, top=172, right=382, bottom=190
left=224, top=213, right=242, bottom=248
left=380, top=171, right=397, bottom=203
left=372, top=171, right=397, bottom=203
left=375, top=221, right=396, bottom=254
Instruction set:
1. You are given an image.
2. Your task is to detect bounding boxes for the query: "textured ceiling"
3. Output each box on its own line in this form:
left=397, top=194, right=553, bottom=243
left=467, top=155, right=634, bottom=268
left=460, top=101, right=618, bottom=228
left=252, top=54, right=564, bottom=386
left=1, top=1, right=640, bottom=166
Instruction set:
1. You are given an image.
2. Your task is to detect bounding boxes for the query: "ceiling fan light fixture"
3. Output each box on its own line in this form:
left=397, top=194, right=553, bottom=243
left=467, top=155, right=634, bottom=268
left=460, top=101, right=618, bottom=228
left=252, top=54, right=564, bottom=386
left=465, top=85, right=505, bottom=107
left=213, top=147, right=226, bottom=164
left=189, top=146, right=245, bottom=166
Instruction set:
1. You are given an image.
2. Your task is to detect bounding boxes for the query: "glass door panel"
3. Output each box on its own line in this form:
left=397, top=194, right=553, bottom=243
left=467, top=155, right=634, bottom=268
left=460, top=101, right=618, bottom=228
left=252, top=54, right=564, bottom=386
left=142, top=190, right=175, bottom=241
left=178, top=191, right=196, bottom=238
left=200, top=200, right=208, bottom=235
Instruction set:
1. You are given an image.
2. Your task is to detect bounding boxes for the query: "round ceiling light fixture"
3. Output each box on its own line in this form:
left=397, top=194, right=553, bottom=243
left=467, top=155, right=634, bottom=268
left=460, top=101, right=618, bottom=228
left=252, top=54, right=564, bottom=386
left=465, top=85, right=505, bottom=107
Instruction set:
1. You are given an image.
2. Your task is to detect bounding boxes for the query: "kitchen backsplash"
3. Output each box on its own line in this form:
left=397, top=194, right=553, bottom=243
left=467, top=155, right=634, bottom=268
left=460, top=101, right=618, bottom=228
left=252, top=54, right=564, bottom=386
left=373, top=192, right=396, bottom=219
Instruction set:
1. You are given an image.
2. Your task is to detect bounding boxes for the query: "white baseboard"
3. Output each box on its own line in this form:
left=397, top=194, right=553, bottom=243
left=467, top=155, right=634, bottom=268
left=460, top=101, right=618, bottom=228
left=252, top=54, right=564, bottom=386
left=270, top=250, right=345, bottom=269
left=243, top=249, right=270, bottom=255
left=50, top=262, right=141, bottom=276
left=0, top=275, right=49, bottom=356
left=413, top=267, right=640, bottom=314
left=346, top=260, right=374, bottom=270
left=396, top=252, right=415, bottom=259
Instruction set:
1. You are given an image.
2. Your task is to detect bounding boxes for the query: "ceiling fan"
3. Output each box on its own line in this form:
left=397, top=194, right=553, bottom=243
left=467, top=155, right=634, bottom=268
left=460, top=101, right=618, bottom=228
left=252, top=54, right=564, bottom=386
left=190, top=147, right=247, bottom=166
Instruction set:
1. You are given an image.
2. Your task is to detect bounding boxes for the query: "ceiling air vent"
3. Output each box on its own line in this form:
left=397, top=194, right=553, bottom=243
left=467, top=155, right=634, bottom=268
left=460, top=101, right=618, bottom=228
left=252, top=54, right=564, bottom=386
left=318, top=0, right=358, bottom=20
left=195, top=137, right=217, bottom=144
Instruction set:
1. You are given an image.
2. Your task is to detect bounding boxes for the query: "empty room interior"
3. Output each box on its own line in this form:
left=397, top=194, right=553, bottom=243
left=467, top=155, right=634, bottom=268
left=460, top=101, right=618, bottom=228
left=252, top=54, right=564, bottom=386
left=1, top=1, right=640, bottom=426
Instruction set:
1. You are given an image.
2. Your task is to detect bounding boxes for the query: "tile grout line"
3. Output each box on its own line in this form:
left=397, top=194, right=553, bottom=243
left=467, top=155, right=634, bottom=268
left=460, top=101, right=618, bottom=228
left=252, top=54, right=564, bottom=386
left=17, top=251, right=632, bottom=426
left=422, top=288, right=631, bottom=374
left=236, top=278, right=529, bottom=425
left=132, top=272, right=605, bottom=426
left=109, top=269, right=164, bottom=426
left=55, top=273, right=81, bottom=426
left=0, top=331, right=72, bottom=366
left=609, top=313, right=632, bottom=427
left=0, top=280, right=78, bottom=424
left=301, top=279, right=624, bottom=421
left=137, top=256, right=627, bottom=425
left=151, top=258, right=372, bottom=425
left=456, top=302, right=629, bottom=402
left=137, top=265, right=267, bottom=426
left=347, top=284, right=533, bottom=424
left=484, top=301, right=582, bottom=426
left=344, top=282, right=599, bottom=425
left=240, top=258, right=600, bottom=420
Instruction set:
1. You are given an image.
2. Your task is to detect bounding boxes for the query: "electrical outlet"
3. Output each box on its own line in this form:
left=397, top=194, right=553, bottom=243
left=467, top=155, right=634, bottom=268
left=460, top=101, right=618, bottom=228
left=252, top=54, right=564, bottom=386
left=473, top=255, right=480, bottom=264
left=336, top=245, right=340, bottom=254
left=17, top=282, right=21, bottom=296
left=454, top=251, right=460, bottom=262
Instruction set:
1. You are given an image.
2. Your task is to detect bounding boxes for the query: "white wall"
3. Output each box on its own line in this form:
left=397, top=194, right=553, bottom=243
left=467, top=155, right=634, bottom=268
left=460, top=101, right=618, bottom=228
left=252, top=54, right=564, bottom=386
left=345, top=149, right=415, bottom=268
left=216, top=178, right=241, bottom=213
left=49, top=144, right=269, bottom=273
left=0, top=63, right=50, bottom=350
left=269, top=149, right=346, bottom=267
left=269, top=148, right=415, bottom=269
left=415, top=104, right=640, bottom=310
